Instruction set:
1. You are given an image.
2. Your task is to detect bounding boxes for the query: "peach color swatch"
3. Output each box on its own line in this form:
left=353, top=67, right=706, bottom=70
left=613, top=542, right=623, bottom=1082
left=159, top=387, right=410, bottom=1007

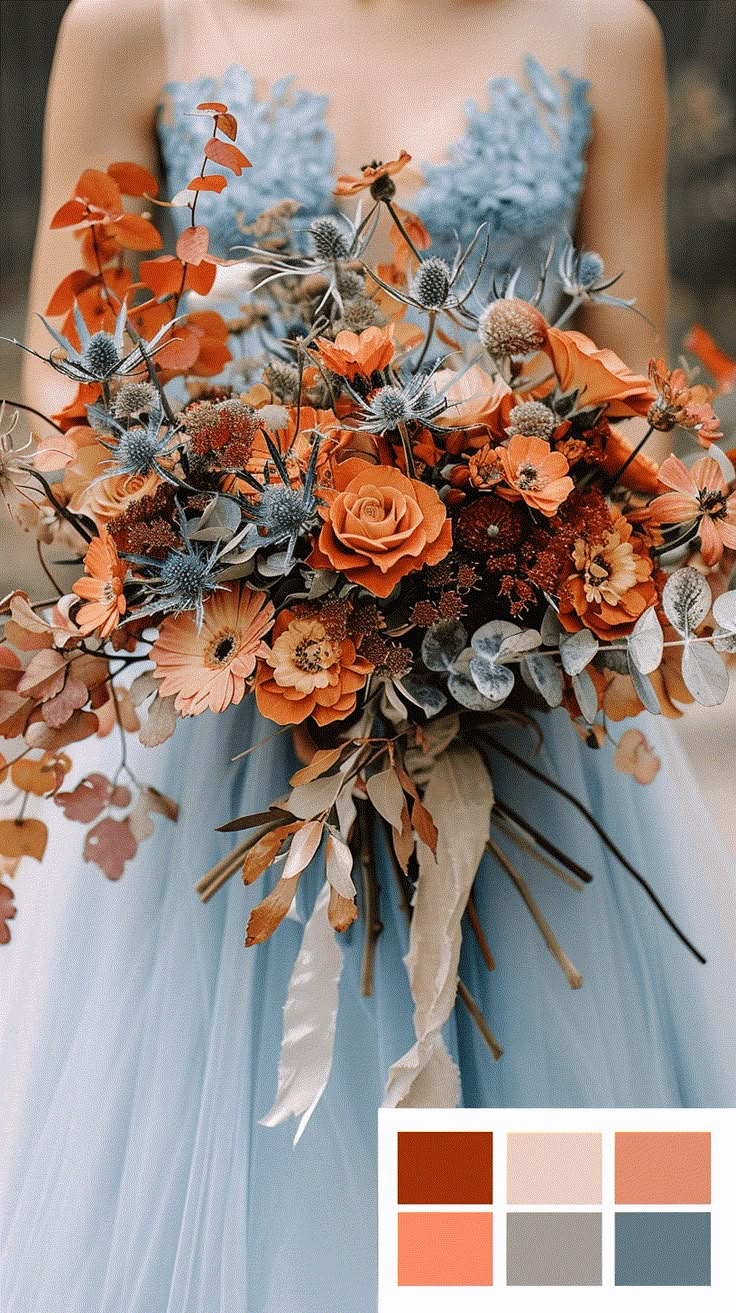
left=507, top=1131, right=602, bottom=1205
left=615, top=1131, right=711, bottom=1204
left=397, top=1212, right=493, bottom=1286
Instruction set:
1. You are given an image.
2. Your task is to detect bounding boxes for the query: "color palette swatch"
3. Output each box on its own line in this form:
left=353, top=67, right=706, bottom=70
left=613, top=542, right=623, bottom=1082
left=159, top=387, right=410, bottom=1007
left=379, top=1109, right=735, bottom=1311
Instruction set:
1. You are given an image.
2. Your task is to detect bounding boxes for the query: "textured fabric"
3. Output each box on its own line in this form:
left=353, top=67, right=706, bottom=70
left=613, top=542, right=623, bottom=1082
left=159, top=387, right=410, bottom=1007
left=2, top=55, right=736, bottom=1313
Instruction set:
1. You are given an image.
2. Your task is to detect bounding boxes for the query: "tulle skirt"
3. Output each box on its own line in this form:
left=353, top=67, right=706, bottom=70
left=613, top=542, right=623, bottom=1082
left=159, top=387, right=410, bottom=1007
left=2, top=702, right=735, bottom=1313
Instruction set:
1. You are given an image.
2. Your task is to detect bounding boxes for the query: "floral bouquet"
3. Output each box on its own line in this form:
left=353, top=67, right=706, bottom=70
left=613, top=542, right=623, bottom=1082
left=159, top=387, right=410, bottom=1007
left=1, top=99, right=735, bottom=1131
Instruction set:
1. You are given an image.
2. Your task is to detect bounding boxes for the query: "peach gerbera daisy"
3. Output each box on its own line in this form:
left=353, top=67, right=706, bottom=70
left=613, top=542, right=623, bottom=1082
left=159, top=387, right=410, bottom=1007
left=151, top=585, right=274, bottom=715
left=72, top=528, right=127, bottom=637
left=648, top=454, right=736, bottom=564
left=496, top=434, right=574, bottom=516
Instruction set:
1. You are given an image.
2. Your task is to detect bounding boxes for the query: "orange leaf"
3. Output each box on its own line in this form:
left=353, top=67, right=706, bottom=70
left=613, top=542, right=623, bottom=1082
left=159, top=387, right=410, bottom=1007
left=10, top=756, right=59, bottom=797
left=204, top=137, right=251, bottom=175
left=245, top=875, right=301, bottom=944
left=176, top=225, right=210, bottom=265
left=328, top=886, right=358, bottom=932
left=139, top=255, right=185, bottom=297
left=242, top=822, right=300, bottom=886
left=153, top=328, right=202, bottom=373
left=108, top=214, right=163, bottom=251
left=0, top=818, right=48, bottom=862
left=215, top=112, right=238, bottom=141
left=185, top=261, right=217, bottom=296
left=107, top=161, right=159, bottom=198
left=289, top=744, right=347, bottom=787
left=45, top=270, right=98, bottom=316
left=197, top=100, right=228, bottom=112
left=411, top=797, right=439, bottom=855
left=189, top=335, right=232, bottom=377
left=24, top=709, right=99, bottom=752
left=187, top=174, right=228, bottom=193
left=186, top=310, right=229, bottom=338
left=50, top=199, right=87, bottom=229
left=75, top=168, right=122, bottom=214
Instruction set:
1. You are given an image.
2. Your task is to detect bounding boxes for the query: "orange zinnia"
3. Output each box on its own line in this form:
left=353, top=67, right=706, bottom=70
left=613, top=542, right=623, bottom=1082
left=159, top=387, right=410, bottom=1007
left=313, top=325, right=395, bottom=381
left=496, top=435, right=574, bottom=515
left=255, top=609, right=373, bottom=726
left=151, top=585, right=274, bottom=715
left=72, top=528, right=127, bottom=638
left=308, top=458, right=452, bottom=597
left=544, top=328, right=654, bottom=418
left=334, top=151, right=412, bottom=197
left=559, top=508, right=657, bottom=641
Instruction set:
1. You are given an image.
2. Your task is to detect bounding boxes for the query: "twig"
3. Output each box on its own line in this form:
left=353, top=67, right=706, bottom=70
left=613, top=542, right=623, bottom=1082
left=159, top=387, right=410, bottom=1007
left=356, top=799, right=383, bottom=997
left=486, top=837, right=584, bottom=989
left=456, top=979, right=504, bottom=1060
left=464, top=888, right=496, bottom=971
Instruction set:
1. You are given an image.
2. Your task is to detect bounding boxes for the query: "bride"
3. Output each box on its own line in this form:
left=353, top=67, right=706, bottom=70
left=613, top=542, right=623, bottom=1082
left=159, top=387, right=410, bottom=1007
left=2, top=1, right=735, bottom=1311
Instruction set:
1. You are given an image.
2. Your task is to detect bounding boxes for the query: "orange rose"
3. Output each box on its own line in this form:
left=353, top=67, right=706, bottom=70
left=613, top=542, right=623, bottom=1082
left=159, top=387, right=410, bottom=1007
left=308, top=458, right=452, bottom=597
left=255, top=609, right=373, bottom=726
left=559, top=508, right=658, bottom=641
left=544, top=327, right=654, bottom=418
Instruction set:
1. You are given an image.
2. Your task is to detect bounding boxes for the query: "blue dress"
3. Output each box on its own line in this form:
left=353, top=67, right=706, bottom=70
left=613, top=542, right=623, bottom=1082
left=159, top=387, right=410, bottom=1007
left=2, top=61, right=735, bottom=1313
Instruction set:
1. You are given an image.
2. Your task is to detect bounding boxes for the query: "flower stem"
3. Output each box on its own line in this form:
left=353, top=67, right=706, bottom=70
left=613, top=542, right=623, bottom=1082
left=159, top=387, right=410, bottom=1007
left=606, top=424, right=654, bottom=487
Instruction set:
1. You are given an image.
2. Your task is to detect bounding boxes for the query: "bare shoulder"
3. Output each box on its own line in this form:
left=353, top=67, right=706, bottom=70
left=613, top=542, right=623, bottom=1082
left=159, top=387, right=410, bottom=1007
left=59, top=0, right=164, bottom=57
left=585, top=0, right=665, bottom=61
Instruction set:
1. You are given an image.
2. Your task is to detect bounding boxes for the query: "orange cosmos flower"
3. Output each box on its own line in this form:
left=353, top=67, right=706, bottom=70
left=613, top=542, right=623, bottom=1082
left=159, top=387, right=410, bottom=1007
left=72, top=528, right=127, bottom=638
left=255, top=609, right=373, bottom=726
left=151, top=586, right=274, bottom=715
left=648, top=454, right=736, bottom=565
left=544, top=328, right=654, bottom=418
left=334, top=150, right=412, bottom=197
left=308, top=458, right=452, bottom=597
left=496, top=435, right=573, bottom=516
left=559, top=508, right=657, bottom=641
left=647, top=358, right=723, bottom=446
left=313, top=325, right=395, bottom=381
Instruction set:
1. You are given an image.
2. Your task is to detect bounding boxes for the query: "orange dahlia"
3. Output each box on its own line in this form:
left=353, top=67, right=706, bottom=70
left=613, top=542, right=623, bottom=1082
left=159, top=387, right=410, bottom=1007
left=72, top=528, right=127, bottom=638
left=255, top=609, right=373, bottom=726
left=151, top=586, right=274, bottom=715
left=559, top=508, right=658, bottom=641
left=308, top=457, right=452, bottom=597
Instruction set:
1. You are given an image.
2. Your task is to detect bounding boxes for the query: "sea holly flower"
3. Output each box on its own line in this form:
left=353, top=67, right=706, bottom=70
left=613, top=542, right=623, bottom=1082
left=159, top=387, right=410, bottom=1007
left=556, top=237, right=636, bottom=312
left=648, top=455, right=736, bottom=565
left=72, top=528, right=127, bottom=638
left=9, top=302, right=176, bottom=385
left=647, top=358, right=723, bottom=446
left=85, top=401, right=181, bottom=483
left=496, top=434, right=574, bottom=516
left=369, top=228, right=491, bottom=325
left=151, top=585, right=274, bottom=715
left=348, top=363, right=465, bottom=435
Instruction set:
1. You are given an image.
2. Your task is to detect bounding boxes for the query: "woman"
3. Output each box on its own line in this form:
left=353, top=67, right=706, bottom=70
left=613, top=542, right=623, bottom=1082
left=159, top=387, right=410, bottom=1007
left=2, top=2, right=735, bottom=1311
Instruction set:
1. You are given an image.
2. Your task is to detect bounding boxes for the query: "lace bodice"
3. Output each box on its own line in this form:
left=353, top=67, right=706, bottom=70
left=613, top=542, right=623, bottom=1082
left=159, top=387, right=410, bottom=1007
left=157, top=56, right=592, bottom=285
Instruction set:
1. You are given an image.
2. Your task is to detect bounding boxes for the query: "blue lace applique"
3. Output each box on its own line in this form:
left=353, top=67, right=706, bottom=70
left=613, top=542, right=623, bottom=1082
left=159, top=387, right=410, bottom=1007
left=412, top=56, right=592, bottom=276
left=158, top=65, right=336, bottom=256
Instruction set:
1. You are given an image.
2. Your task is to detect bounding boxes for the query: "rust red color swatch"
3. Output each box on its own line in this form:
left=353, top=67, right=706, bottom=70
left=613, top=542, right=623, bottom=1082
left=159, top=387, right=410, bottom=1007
left=397, top=1130, right=493, bottom=1205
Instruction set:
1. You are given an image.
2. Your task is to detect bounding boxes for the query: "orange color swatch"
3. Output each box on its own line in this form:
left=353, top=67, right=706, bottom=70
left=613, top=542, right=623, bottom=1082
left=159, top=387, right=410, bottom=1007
left=398, top=1212, right=493, bottom=1286
left=615, top=1131, right=711, bottom=1204
left=397, top=1131, right=493, bottom=1205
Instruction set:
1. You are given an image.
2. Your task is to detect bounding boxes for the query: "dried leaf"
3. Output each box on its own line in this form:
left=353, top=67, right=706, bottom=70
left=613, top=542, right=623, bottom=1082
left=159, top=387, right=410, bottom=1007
left=204, top=137, right=251, bottom=174
left=260, top=881, right=343, bottom=1142
left=287, top=772, right=344, bottom=820
left=0, top=818, right=48, bottom=862
left=176, top=224, right=210, bottom=265
left=127, top=786, right=178, bottom=842
left=83, top=816, right=137, bottom=880
left=366, top=767, right=406, bottom=829
left=215, top=112, right=238, bottom=140
left=325, top=832, right=356, bottom=899
left=0, top=879, right=16, bottom=944
left=391, top=800, right=414, bottom=874
left=17, top=649, right=68, bottom=700
left=187, top=174, right=228, bottom=193
left=107, top=161, right=159, bottom=197
left=11, top=756, right=59, bottom=797
left=41, top=676, right=88, bottom=728
left=245, top=875, right=301, bottom=944
left=289, top=744, right=346, bottom=788
left=613, top=729, right=661, bottom=784
left=242, top=822, right=299, bottom=885
left=24, top=709, right=98, bottom=751
left=282, top=820, right=323, bottom=880
left=328, top=885, right=358, bottom=932
left=411, top=797, right=438, bottom=854
left=55, top=773, right=114, bottom=822
left=196, top=100, right=228, bottom=112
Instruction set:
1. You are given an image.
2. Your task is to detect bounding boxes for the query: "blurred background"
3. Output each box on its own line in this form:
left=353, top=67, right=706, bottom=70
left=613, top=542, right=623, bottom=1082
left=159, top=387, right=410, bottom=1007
left=0, top=0, right=734, bottom=837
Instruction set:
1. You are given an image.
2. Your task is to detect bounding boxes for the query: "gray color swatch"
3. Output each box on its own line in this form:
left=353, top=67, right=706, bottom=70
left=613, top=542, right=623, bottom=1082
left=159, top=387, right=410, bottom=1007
left=615, top=1212, right=711, bottom=1286
left=507, top=1212, right=602, bottom=1286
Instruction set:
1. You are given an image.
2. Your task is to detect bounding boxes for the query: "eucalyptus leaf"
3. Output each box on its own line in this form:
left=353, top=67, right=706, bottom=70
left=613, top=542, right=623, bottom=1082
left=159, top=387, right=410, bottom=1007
left=520, top=652, right=564, bottom=707
left=560, top=628, right=599, bottom=676
left=448, top=670, right=504, bottom=712
left=306, top=570, right=339, bottom=599
left=713, top=590, right=736, bottom=633
left=471, top=619, right=520, bottom=659
left=662, top=567, right=711, bottom=637
left=713, top=628, right=736, bottom=654
left=398, top=677, right=447, bottom=718
left=628, top=659, right=661, bottom=715
left=497, top=628, right=543, bottom=661
left=572, top=669, right=598, bottom=724
left=421, top=621, right=468, bottom=672
left=596, top=647, right=629, bottom=675
left=541, top=605, right=562, bottom=647
left=627, top=606, right=664, bottom=674
left=468, top=653, right=515, bottom=702
left=681, top=641, right=729, bottom=706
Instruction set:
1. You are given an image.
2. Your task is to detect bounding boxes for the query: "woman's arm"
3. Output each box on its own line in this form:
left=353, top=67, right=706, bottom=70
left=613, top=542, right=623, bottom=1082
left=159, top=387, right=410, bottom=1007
left=576, top=0, right=669, bottom=375
left=23, top=0, right=165, bottom=426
